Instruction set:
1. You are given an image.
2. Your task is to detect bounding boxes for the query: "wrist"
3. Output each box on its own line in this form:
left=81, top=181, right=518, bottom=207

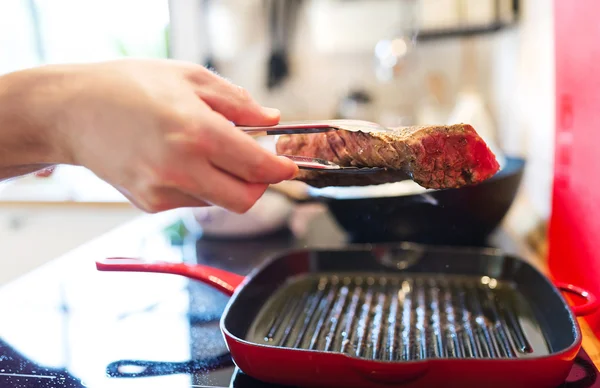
left=0, top=67, right=73, bottom=168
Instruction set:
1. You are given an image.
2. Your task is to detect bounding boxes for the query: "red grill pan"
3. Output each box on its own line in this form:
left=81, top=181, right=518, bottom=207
left=96, top=244, right=598, bottom=388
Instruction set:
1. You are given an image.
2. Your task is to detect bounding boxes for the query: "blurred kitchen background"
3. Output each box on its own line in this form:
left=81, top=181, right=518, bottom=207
left=0, top=0, right=553, bottom=283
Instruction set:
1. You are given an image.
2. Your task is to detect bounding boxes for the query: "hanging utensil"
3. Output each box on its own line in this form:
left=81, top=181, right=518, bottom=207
left=200, top=0, right=216, bottom=70
left=266, top=0, right=301, bottom=89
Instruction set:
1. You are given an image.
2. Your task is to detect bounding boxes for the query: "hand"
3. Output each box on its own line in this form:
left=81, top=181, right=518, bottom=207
left=17, top=59, right=298, bottom=213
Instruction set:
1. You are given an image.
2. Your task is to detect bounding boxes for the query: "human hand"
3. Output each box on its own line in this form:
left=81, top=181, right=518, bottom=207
left=22, top=59, right=298, bottom=213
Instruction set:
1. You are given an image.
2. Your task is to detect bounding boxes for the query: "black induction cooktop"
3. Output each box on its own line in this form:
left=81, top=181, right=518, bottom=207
left=0, top=210, right=598, bottom=388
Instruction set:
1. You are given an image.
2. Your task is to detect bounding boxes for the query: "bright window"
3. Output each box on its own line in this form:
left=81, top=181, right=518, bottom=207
left=0, top=0, right=171, bottom=202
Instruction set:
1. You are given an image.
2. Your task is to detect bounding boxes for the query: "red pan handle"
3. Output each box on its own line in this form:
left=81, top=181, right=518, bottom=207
left=556, top=283, right=599, bottom=316
left=96, top=257, right=245, bottom=296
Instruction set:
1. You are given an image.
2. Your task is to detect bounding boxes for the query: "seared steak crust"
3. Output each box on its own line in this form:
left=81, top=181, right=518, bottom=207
left=275, top=123, right=500, bottom=189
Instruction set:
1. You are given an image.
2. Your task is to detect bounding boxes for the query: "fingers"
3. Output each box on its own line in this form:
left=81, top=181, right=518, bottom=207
left=183, top=67, right=299, bottom=182
left=120, top=157, right=271, bottom=214
left=144, top=188, right=212, bottom=213
left=183, top=164, right=270, bottom=214
left=188, top=68, right=280, bottom=126
left=201, top=112, right=298, bottom=184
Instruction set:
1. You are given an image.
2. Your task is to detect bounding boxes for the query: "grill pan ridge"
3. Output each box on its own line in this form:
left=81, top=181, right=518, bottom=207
left=247, top=273, right=549, bottom=361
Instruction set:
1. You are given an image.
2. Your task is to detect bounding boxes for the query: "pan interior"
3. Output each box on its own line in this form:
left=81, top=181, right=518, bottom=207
left=246, top=272, right=550, bottom=361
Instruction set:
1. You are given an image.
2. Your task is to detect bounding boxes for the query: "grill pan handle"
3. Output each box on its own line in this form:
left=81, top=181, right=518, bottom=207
left=556, top=283, right=599, bottom=316
left=96, top=257, right=245, bottom=296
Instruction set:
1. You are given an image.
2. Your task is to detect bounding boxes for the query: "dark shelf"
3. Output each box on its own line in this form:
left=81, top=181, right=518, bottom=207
left=417, top=21, right=518, bottom=42
left=416, top=0, right=520, bottom=42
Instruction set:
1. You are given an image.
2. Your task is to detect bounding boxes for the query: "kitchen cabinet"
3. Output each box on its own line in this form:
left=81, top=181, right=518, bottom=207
left=0, top=167, right=145, bottom=285
left=0, top=205, right=141, bottom=285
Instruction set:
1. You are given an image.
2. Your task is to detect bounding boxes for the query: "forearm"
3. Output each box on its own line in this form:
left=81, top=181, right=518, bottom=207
left=0, top=68, right=69, bottom=180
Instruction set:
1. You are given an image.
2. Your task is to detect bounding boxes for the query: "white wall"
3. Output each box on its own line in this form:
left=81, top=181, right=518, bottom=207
left=514, top=0, right=555, bottom=220
left=171, top=0, right=502, bottom=123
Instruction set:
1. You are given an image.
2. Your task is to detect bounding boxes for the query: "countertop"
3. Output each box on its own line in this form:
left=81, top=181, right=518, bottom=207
left=0, top=166, right=130, bottom=207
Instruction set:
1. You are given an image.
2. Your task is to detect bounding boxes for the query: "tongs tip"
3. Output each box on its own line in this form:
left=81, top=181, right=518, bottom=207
left=282, top=155, right=384, bottom=174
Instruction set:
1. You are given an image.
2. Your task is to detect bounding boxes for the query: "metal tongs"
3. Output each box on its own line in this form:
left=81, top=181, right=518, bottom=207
left=237, top=120, right=388, bottom=173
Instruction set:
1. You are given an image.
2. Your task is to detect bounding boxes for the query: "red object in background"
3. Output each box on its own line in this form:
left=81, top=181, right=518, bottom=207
left=549, top=0, right=600, bottom=337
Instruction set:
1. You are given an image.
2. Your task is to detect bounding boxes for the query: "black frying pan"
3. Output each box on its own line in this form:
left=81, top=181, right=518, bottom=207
left=276, top=156, right=525, bottom=246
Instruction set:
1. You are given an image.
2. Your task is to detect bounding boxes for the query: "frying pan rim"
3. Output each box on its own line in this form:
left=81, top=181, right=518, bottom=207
left=218, top=242, right=583, bottom=364
left=306, top=155, right=526, bottom=202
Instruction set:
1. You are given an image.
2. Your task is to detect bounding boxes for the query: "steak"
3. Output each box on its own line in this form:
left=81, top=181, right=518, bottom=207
left=275, top=123, right=500, bottom=189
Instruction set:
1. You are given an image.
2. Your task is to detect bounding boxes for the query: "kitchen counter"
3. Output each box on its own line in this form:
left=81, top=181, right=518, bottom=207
left=0, top=204, right=599, bottom=387
left=0, top=166, right=130, bottom=207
